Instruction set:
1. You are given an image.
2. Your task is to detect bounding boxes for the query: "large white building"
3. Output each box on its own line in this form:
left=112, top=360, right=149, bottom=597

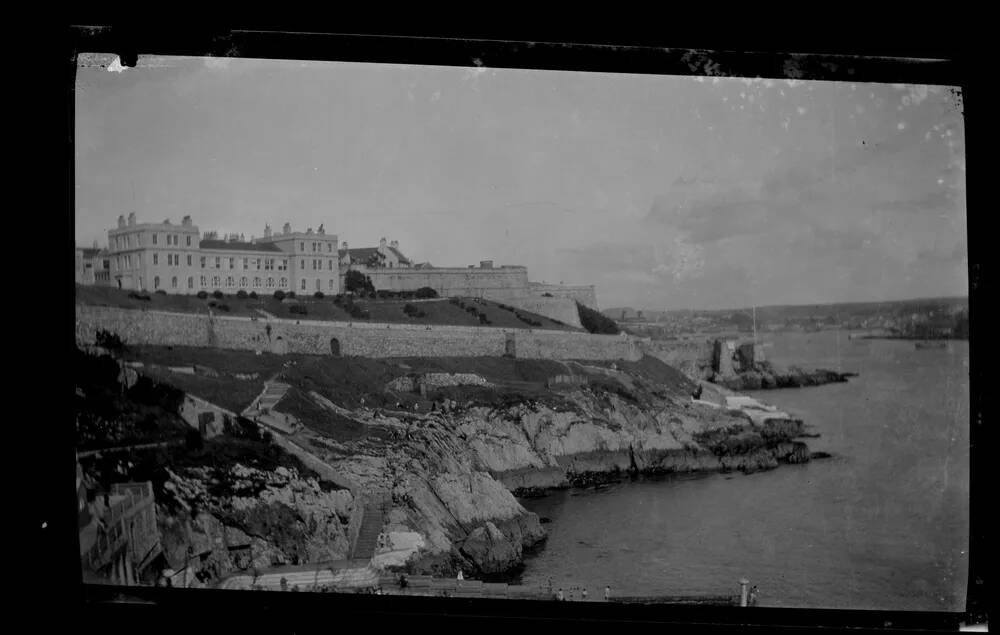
left=104, top=213, right=341, bottom=295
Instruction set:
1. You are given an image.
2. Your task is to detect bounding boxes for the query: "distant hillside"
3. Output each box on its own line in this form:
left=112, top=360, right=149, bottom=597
left=610, top=296, right=969, bottom=340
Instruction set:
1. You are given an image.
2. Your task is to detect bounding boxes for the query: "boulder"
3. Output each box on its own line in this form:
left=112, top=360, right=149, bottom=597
left=460, top=521, right=521, bottom=574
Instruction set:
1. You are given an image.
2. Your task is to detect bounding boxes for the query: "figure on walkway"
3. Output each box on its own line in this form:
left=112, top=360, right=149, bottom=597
left=457, top=570, right=464, bottom=581
left=604, top=585, right=611, bottom=601
left=556, top=588, right=564, bottom=601
left=280, top=577, right=288, bottom=591
left=582, top=588, right=588, bottom=600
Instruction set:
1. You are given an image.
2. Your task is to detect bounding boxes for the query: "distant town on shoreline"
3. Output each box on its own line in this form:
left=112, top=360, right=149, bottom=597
left=605, top=296, right=969, bottom=341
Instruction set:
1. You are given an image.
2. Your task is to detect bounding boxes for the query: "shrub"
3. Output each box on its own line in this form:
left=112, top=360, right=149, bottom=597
left=273, top=290, right=286, bottom=301
left=449, top=297, right=462, bottom=306
left=286, top=291, right=296, bottom=299
left=95, top=328, right=125, bottom=352
left=236, top=289, right=249, bottom=300
left=196, top=290, right=209, bottom=299
left=313, top=291, right=325, bottom=299
left=128, top=291, right=151, bottom=301
left=208, top=301, right=217, bottom=308
left=216, top=304, right=231, bottom=312
left=344, top=270, right=375, bottom=295
left=577, top=301, right=621, bottom=335
left=542, top=292, right=553, bottom=297
left=185, top=428, right=204, bottom=452
left=403, top=303, right=426, bottom=318
left=213, top=290, right=224, bottom=299
left=289, top=304, right=308, bottom=315
left=415, top=286, right=438, bottom=299
left=155, top=289, right=167, bottom=295
left=249, top=291, right=258, bottom=300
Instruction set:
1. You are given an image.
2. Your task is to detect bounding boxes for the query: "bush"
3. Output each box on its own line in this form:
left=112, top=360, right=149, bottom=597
left=577, top=302, right=620, bottom=335
left=314, top=291, right=325, bottom=299
left=216, top=304, right=231, bottom=312
left=196, top=290, right=209, bottom=299
left=273, top=290, right=286, bottom=301
left=345, top=270, right=375, bottom=295
left=155, top=289, right=167, bottom=295
left=95, top=328, right=125, bottom=352
left=185, top=428, right=204, bottom=452
left=128, top=291, right=151, bottom=301
left=542, top=292, right=553, bottom=297
left=249, top=291, right=258, bottom=299
left=289, top=304, right=308, bottom=315
left=287, top=291, right=296, bottom=299
left=236, top=289, right=248, bottom=299
left=403, top=304, right=427, bottom=318
left=415, top=286, right=438, bottom=299
left=213, top=290, right=224, bottom=299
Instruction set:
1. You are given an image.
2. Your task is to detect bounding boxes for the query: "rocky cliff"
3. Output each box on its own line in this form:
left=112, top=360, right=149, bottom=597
left=293, top=369, right=814, bottom=578
left=78, top=347, right=816, bottom=586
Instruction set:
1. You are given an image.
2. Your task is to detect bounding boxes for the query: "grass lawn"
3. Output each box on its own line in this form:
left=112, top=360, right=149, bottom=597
left=77, top=285, right=579, bottom=331
left=121, top=345, right=291, bottom=412
left=276, top=386, right=371, bottom=443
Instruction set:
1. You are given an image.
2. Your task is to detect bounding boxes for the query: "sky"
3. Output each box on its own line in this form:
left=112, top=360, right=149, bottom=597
left=74, top=55, right=967, bottom=311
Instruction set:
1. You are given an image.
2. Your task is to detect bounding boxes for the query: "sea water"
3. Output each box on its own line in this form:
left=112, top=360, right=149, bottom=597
left=517, top=331, right=970, bottom=611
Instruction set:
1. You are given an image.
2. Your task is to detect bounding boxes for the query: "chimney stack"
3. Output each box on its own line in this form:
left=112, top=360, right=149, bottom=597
left=182, top=215, right=192, bottom=227
left=127, top=212, right=136, bottom=226
left=390, top=240, right=399, bottom=250
left=283, top=222, right=291, bottom=234
left=264, top=224, right=272, bottom=238
left=118, top=215, right=126, bottom=228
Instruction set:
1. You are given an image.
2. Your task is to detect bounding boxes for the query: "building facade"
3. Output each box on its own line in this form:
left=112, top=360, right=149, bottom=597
left=102, top=214, right=340, bottom=295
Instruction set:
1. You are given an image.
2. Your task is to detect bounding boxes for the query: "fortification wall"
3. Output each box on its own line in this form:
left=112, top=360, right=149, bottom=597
left=76, top=305, right=645, bottom=362
left=503, top=296, right=583, bottom=328
left=526, top=282, right=599, bottom=310
left=354, top=266, right=530, bottom=301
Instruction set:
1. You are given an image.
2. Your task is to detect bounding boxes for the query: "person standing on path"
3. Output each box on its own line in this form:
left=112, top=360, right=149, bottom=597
left=582, top=588, right=588, bottom=601
left=557, top=588, right=564, bottom=601
left=604, top=585, right=611, bottom=601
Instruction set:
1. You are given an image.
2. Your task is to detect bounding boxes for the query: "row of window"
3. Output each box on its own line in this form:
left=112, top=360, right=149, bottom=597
left=112, top=233, right=193, bottom=251
left=152, top=275, right=289, bottom=290
left=302, top=241, right=336, bottom=253
left=199, top=256, right=287, bottom=271
left=302, top=258, right=336, bottom=271
left=149, top=275, right=339, bottom=292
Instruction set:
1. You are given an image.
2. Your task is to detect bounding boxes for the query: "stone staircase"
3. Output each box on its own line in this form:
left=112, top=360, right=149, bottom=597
left=350, top=493, right=393, bottom=561
left=242, top=380, right=298, bottom=434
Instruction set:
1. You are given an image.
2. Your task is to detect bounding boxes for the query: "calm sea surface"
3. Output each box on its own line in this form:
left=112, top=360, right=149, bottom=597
left=518, top=331, right=970, bottom=611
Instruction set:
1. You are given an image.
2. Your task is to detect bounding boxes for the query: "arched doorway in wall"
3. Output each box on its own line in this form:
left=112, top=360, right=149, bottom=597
left=330, top=338, right=341, bottom=357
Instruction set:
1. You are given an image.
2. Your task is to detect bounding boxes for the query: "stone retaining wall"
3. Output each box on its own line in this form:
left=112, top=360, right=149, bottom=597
left=76, top=305, right=645, bottom=362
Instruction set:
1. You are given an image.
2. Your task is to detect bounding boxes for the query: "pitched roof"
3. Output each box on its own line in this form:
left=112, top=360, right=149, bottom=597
left=337, top=246, right=411, bottom=265
left=388, top=247, right=412, bottom=265
left=199, top=239, right=283, bottom=253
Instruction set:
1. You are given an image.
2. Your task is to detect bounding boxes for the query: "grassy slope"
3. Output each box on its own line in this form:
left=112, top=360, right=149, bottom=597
left=77, top=285, right=578, bottom=331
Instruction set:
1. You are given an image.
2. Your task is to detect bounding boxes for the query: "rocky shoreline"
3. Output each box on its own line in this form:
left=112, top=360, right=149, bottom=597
left=711, top=362, right=857, bottom=391
left=78, top=349, right=825, bottom=587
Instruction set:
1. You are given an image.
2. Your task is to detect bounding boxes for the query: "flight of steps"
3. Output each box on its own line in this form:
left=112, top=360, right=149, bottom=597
left=350, top=493, right=393, bottom=561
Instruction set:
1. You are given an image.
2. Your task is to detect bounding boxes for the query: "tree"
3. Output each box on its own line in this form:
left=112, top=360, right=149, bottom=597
left=345, top=270, right=375, bottom=294
left=577, top=302, right=621, bottom=335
